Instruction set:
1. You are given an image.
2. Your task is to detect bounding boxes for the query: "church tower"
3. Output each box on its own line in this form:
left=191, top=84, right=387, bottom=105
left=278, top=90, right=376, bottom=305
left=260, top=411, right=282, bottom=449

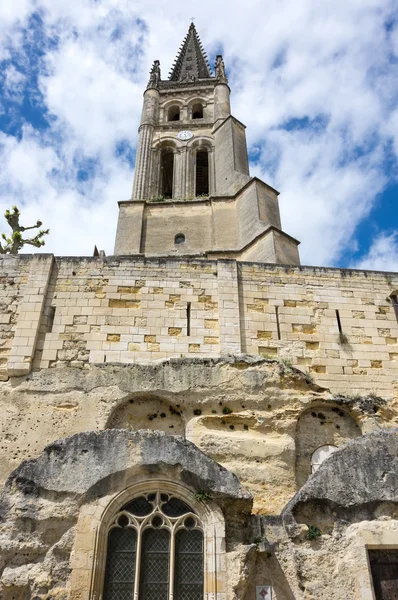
left=114, top=23, right=300, bottom=264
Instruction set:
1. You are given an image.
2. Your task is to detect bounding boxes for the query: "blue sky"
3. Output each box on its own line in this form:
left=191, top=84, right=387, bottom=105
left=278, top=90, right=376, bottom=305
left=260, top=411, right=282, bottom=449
left=0, top=0, right=397, bottom=270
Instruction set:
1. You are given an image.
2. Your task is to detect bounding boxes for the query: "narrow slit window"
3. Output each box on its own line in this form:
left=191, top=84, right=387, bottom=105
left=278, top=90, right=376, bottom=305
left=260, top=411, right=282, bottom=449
left=275, top=306, right=281, bottom=340
left=187, top=302, right=191, bottom=336
left=391, top=294, right=398, bottom=321
left=335, top=309, right=342, bottom=333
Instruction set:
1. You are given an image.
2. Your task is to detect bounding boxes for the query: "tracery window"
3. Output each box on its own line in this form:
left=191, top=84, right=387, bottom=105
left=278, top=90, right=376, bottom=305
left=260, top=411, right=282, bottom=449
left=103, top=491, right=204, bottom=600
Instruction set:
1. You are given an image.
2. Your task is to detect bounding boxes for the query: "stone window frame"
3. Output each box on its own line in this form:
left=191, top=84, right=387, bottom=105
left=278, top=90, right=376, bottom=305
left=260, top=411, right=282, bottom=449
left=69, top=479, right=227, bottom=600
left=187, top=137, right=214, bottom=198
left=161, top=99, right=185, bottom=123
left=103, top=490, right=204, bottom=600
left=187, top=97, right=208, bottom=121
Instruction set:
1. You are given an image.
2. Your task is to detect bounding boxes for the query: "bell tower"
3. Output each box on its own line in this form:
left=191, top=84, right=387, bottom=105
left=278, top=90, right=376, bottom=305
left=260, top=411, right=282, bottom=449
left=115, top=23, right=300, bottom=265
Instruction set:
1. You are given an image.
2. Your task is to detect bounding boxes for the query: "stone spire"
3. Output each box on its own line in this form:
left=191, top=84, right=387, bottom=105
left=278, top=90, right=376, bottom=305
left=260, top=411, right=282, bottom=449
left=169, top=23, right=212, bottom=82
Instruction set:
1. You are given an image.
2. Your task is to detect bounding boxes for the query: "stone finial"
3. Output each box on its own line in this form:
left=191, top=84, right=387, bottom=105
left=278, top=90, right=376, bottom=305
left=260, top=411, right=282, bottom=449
left=215, top=55, right=228, bottom=84
left=147, top=60, right=161, bottom=89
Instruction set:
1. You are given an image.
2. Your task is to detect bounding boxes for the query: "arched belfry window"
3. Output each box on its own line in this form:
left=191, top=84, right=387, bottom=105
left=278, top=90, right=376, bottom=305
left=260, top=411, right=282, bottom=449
left=103, top=491, right=204, bottom=600
left=161, top=149, right=174, bottom=199
left=195, top=150, right=209, bottom=197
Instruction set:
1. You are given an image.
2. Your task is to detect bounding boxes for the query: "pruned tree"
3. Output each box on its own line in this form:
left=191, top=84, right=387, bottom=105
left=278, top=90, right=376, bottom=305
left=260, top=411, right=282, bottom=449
left=0, top=206, right=50, bottom=255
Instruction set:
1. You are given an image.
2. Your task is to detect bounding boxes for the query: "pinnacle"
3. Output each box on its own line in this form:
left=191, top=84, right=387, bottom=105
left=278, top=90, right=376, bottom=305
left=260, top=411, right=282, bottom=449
left=168, top=23, right=212, bottom=82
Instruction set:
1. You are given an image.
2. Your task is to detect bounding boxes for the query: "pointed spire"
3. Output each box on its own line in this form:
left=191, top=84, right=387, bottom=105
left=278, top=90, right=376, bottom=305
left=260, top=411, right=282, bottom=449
left=169, top=23, right=213, bottom=82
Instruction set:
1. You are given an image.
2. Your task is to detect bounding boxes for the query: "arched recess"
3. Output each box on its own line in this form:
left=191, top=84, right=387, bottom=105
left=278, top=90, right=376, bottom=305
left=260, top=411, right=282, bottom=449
left=87, top=480, right=227, bottom=600
left=160, top=146, right=175, bottom=199
left=189, top=138, right=213, bottom=198
left=295, top=405, right=361, bottom=488
left=106, top=395, right=184, bottom=436
left=187, top=97, right=207, bottom=121
left=161, top=100, right=184, bottom=124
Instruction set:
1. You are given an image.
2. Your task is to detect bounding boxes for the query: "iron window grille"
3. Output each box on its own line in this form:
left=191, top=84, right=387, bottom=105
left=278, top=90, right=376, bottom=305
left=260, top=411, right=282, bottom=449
left=103, top=491, right=204, bottom=600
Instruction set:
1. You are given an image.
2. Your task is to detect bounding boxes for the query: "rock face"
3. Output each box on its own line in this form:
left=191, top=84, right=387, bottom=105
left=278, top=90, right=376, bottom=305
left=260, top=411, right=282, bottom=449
left=0, top=427, right=397, bottom=600
left=284, top=428, right=398, bottom=529
left=0, top=357, right=394, bottom=516
left=0, top=429, right=252, bottom=600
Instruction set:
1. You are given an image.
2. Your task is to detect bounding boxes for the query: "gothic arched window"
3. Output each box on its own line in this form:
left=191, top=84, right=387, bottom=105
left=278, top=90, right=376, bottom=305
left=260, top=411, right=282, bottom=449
left=103, top=491, right=204, bottom=600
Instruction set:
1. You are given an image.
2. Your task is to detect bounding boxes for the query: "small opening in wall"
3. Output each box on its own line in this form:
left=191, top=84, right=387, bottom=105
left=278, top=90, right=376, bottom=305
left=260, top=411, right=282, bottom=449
left=335, top=309, right=342, bottom=333
left=45, top=305, right=55, bottom=333
left=391, top=293, right=398, bottom=321
left=175, top=234, right=185, bottom=245
left=168, top=105, right=180, bottom=121
left=195, top=151, right=209, bottom=196
left=275, top=306, right=281, bottom=340
left=161, top=149, right=174, bottom=198
left=187, top=302, right=191, bottom=336
left=192, top=103, right=203, bottom=119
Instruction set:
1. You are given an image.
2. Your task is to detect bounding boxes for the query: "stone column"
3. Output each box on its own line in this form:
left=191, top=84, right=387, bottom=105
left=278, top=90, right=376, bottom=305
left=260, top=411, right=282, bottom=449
left=131, top=87, right=159, bottom=200
left=214, top=83, right=231, bottom=125
left=132, top=125, right=153, bottom=200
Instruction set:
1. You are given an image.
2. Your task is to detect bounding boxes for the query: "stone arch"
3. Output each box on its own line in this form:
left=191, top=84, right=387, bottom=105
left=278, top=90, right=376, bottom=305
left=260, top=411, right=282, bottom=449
left=90, top=480, right=224, bottom=600
left=106, top=394, right=185, bottom=436
left=188, top=138, right=213, bottom=198
left=0, top=429, right=251, bottom=600
left=295, top=404, right=361, bottom=488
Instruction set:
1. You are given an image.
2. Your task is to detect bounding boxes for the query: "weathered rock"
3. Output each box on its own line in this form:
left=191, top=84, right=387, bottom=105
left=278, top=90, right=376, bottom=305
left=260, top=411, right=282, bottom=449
left=0, top=429, right=252, bottom=599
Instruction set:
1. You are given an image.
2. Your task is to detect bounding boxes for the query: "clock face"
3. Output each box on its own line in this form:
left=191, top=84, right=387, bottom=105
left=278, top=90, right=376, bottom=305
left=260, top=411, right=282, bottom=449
left=177, top=130, right=193, bottom=141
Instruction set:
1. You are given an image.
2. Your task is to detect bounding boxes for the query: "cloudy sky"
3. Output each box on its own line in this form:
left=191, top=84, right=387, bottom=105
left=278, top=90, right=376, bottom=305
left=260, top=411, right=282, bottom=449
left=0, top=0, right=397, bottom=270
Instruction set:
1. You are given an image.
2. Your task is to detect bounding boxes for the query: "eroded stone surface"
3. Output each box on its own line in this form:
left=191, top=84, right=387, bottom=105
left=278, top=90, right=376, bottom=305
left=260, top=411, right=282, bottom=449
left=0, top=429, right=251, bottom=600
left=0, top=358, right=395, bottom=514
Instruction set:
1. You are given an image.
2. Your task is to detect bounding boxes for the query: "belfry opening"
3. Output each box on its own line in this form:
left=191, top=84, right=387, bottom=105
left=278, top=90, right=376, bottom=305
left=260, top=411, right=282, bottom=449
left=161, top=149, right=174, bottom=198
left=195, top=151, right=209, bottom=196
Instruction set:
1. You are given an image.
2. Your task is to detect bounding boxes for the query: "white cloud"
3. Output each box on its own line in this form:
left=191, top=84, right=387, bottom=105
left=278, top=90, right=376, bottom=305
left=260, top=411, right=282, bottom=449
left=0, top=0, right=396, bottom=267
left=352, top=231, right=398, bottom=272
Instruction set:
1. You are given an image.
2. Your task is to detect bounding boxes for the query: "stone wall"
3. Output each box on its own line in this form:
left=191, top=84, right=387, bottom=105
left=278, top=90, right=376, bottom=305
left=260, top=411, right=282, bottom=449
left=0, top=424, right=396, bottom=600
left=0, top=357, right=396, bottom=514
left=1, top=254, right=397, bottom=397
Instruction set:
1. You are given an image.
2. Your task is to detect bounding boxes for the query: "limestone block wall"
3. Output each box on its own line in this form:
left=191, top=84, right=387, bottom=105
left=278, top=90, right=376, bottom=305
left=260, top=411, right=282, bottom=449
left=238, top=263, right=398, bottom=396
left=0, top=254, right=51, bottom=380
left=31, top=256, right=226, bottom=369
left=1, top=255, right=397, bottom=397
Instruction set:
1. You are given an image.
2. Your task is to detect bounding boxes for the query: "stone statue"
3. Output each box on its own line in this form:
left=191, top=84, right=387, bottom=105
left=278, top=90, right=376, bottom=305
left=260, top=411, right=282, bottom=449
left=215, top=54, right=228, bottom=83
left=147, top=60, right=161, bottom=88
